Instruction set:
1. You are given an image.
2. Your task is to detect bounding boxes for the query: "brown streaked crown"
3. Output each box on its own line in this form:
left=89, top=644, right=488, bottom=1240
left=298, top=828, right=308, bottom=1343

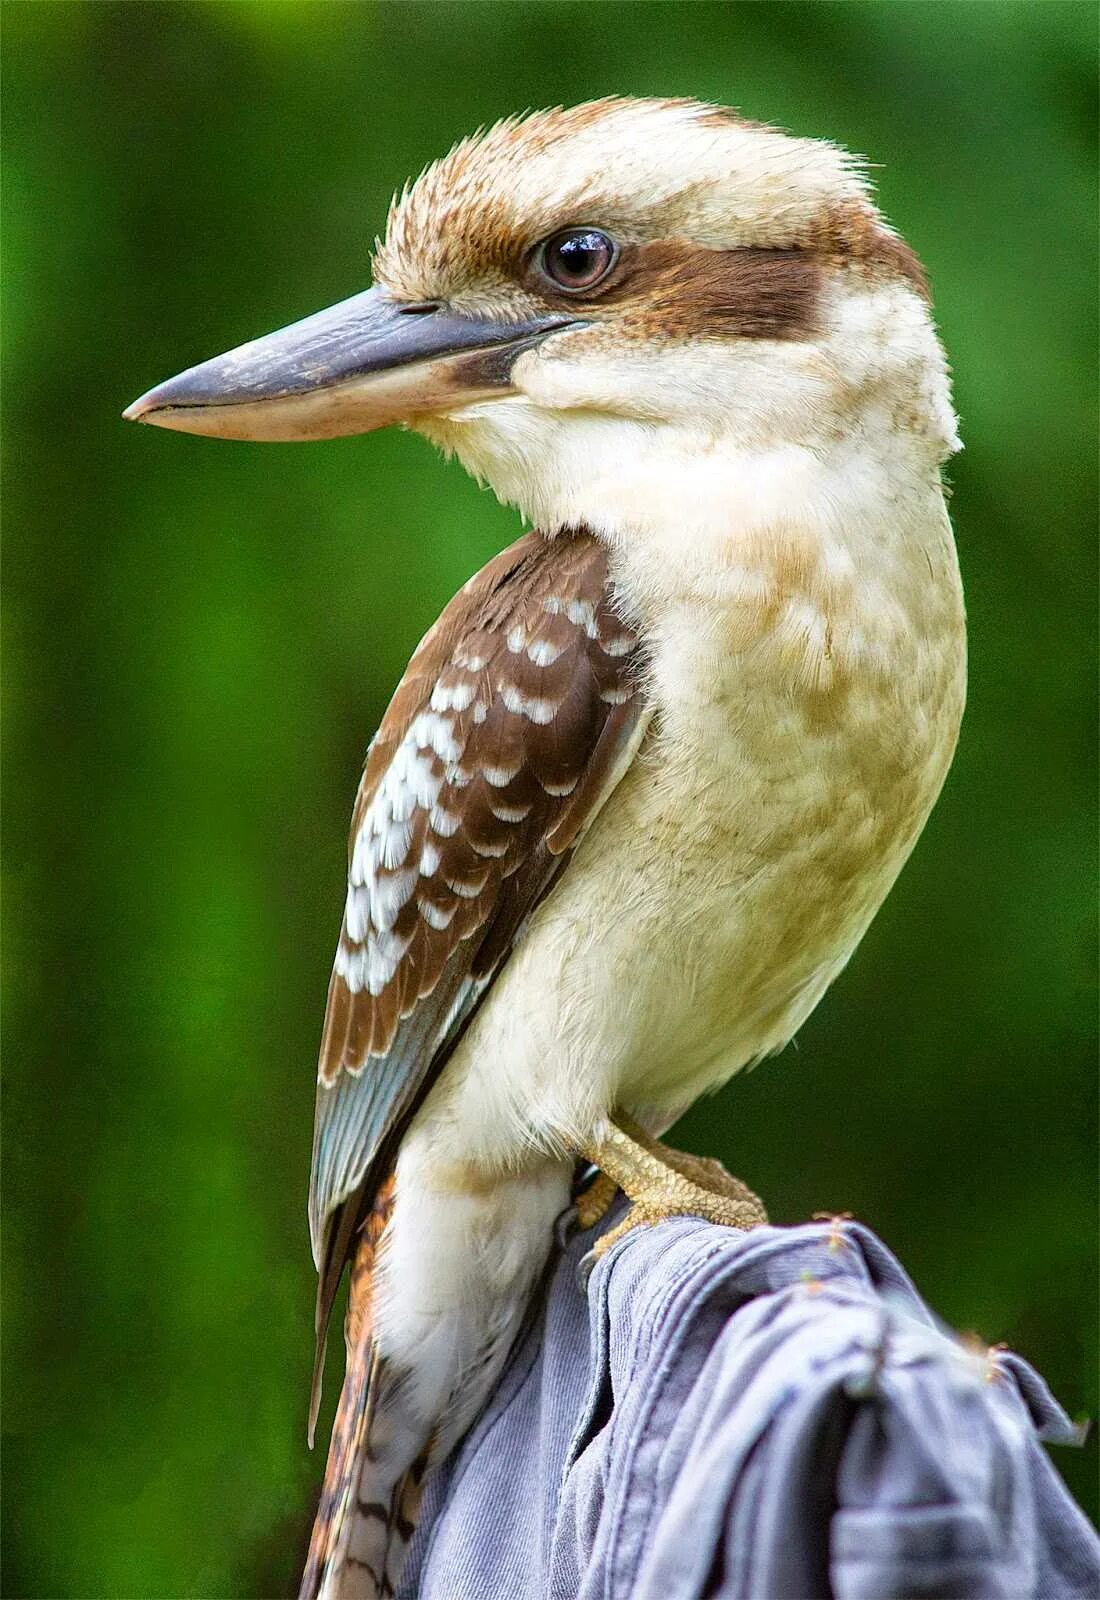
left=372, top=96, right=929, bottom=336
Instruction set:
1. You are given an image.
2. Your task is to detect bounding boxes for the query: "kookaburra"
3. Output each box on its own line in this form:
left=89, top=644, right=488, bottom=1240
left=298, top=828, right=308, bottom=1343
left=125, top=97, right=966, bottom=1600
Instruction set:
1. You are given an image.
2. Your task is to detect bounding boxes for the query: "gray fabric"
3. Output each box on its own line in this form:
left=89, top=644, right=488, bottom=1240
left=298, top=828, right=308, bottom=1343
left=402, top=1211, right=1099, bottom=1599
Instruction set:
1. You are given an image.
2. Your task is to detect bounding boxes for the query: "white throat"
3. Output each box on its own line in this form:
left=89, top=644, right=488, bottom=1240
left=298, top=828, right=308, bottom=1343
left=416, top=278, right=962, bottom=710
left=418, top=279, right=959, bottom=566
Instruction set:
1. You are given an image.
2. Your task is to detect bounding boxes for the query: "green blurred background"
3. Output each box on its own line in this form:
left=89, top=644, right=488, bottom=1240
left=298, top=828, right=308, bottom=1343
left=3, top=2, right=1096, bottom=1594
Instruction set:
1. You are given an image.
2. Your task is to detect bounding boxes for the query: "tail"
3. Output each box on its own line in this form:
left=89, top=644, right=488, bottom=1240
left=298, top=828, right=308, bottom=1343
left=301, top=1156, right=572, bottom=1597
left=300, top=1177, right=428, bottom=1600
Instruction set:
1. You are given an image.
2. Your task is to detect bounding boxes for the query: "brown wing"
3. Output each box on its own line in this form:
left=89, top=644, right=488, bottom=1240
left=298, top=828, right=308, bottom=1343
left=309, top=529, right=648, bottom=1282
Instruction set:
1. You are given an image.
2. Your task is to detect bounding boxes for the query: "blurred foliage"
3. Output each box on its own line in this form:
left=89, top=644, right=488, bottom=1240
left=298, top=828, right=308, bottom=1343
left=2, top=2, right=1096, bottom=1595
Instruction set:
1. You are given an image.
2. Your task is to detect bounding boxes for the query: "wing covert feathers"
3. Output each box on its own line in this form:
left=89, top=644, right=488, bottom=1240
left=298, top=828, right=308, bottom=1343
left=304, top=530, right=647, bottom=1595
left=309, top=530, right=647, bottom=1269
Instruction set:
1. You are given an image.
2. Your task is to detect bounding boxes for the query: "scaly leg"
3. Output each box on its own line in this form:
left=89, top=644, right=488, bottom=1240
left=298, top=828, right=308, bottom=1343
left=579, top=1114, right=768, bottom=1257
left=616, top=1113, right=767, bottom=1205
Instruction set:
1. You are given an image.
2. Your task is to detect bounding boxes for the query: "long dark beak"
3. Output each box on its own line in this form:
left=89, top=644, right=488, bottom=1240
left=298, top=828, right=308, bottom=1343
left=123, top=287, right=575, bottom=441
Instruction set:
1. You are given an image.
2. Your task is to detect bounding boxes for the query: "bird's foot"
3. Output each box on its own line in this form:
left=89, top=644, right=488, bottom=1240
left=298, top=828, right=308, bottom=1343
left=579, top=1114, right=767, bottom=1262
left=573, top=1169, right=620, bottom=1232
left=556, top=1165, right=623, bottom=1247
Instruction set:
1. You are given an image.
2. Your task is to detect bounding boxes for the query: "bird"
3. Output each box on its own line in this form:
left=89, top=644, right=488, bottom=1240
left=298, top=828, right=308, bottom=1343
left=124, top=96, right=966, bottom=1600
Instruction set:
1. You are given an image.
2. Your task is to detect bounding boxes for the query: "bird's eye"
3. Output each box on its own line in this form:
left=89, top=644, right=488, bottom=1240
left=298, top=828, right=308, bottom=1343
left=538, top=228, right=618, bottom=292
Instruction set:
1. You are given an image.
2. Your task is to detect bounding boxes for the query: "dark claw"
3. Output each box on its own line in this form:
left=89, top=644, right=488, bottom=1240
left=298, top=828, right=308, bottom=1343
left=576, top=1246, right=599, bottom=1291
left=554, top=1204, right=579, bottom=1249
left=570, top=1160, right=600, bottom=1201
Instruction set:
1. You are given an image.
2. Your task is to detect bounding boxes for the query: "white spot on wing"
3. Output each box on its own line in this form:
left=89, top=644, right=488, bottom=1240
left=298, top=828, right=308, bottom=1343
left=371, top=868, right=417, bottom=932
left=366, top=927, right=412, bottom=995
left=600, top=632, right=633, bottom=657
left=528, top=638, right=564, bottom=666
left=334, top=941, right=365, bottom=993
left=411, top=710, right=464, bottom=765
left=490, top=798, right=532, bottom=822
left=430, top=679, right=475, bottom=714
left=453, top=646, right=486, bottom=672
left=350, top=827, right=373, bottom=889
left=565, top=598, right=598, bottom=637
left=501, top=686, right=558, bottom=724
left=421, top=899, right=455, bottom=930
left=470, top=834, right=509, bottom=859
left=344, top=884, right=371, bottom=943
left=430, top=804, right=460, bottom=837
left=446, top=872, right=488, bottom=900
left=335, top=925, right=416, bottom=996
left=380, top=742, right=440, bottom=819
left=483, top=765, right=520, bottom=788
left=378, top=816, right=413, bottom=870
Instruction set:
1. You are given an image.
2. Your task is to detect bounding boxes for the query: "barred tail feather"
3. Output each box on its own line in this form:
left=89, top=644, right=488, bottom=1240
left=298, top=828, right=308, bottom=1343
left=341, top=1430, right=429, bottom=1599
left=303, top=1160, right=572, bottom=1597
left=301, top=1177, right=430, bottom=1600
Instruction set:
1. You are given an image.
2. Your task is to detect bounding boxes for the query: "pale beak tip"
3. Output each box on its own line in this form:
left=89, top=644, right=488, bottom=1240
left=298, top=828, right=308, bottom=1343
left=122, top=392, right=158, bottom=424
